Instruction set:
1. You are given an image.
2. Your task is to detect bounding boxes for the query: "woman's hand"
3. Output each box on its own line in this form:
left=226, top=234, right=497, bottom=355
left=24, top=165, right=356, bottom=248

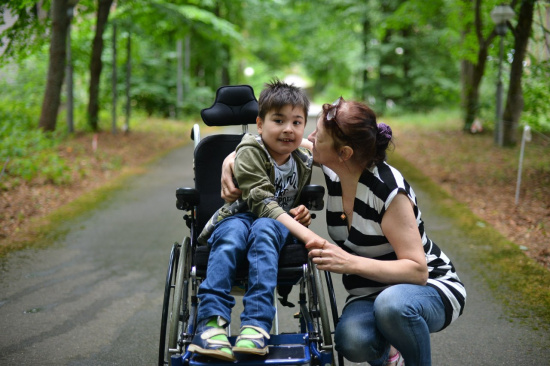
left=221, top=151, right=242, bottom=202
left=306, top=238, right=354, bottom=274
left=289, top=205, right=311, bottom=227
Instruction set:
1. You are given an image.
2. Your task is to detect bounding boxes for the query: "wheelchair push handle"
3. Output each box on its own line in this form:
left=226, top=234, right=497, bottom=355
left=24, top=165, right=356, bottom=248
left=175, top=184, right=324, bottom=215
left=299, top=184, right=325, bottom=219
left=175, top=187, right=200, bottom=211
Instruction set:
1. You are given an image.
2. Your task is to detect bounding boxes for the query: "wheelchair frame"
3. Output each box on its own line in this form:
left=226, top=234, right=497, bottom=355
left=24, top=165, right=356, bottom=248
left=158, top=85, right=339, bottom=366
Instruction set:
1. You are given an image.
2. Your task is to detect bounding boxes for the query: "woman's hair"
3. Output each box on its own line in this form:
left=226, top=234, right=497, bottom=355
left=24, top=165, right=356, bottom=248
left=322, top=99, right=393, bottom=168
left=258, top=78, right=310, bottom=121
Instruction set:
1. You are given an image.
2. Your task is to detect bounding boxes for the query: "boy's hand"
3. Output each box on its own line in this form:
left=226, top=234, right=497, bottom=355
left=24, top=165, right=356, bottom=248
left=221, top=151, right=242, bottom=202
left=289, top=205, right=311, bottom=227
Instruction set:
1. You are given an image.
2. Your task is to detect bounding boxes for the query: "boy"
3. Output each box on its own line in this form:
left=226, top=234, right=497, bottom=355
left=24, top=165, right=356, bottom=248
left=189, top=80, right=313, bottom=361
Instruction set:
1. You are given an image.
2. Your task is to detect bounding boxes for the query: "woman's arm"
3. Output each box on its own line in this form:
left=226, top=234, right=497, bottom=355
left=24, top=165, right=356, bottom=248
left=307, top=193, right=428, bottom=286
left=222, top=139, right=315, bottom=201
left=221, top=151, right=241, bottom=202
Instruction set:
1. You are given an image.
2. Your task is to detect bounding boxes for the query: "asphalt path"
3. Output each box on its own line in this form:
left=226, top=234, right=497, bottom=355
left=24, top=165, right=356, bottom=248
left=1, top=123, right=549, bottom=365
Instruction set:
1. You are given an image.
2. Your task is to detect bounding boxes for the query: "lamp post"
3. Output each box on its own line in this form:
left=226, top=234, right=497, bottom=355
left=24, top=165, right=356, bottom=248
left=490, top=4, right=515, bottom=146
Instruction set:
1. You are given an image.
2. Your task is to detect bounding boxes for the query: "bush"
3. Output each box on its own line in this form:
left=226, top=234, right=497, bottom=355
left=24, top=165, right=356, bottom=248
left=0, top=59, right=71, bottom=185
left=523, top=61, right=550, bottom=133
left=0, top=110, right=71, bottom=185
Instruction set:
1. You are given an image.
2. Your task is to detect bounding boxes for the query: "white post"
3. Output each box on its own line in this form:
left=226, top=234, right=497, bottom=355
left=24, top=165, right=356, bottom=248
left=515, top=125, right=531, bottom=205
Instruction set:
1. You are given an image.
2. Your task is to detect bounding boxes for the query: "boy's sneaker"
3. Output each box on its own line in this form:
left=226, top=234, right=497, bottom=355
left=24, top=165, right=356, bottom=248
left=232, top=325, right=270, bottom=356
left=188, top=318, right=236, bottom=362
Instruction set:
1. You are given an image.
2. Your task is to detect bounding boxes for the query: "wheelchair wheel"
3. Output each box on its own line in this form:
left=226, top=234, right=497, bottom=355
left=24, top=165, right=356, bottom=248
left=312, top=264, right=333, bottom=348
left=305, top=260, right=333, bottom=357
left=159, top=237, right=192, bottom=366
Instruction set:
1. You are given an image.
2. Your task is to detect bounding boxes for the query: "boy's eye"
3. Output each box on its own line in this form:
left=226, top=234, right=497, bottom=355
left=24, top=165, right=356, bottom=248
left=273, top=119, right=283, bottom=124
left=293, top=120, right=302, bottom=125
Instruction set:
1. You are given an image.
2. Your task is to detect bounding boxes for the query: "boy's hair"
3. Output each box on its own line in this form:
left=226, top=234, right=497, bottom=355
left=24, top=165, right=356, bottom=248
left=257, top=78, right=310, bottom=121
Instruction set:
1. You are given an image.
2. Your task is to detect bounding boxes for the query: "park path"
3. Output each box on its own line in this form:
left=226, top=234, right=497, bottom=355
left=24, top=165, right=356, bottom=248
left=0, top=124, right=548, bottom=365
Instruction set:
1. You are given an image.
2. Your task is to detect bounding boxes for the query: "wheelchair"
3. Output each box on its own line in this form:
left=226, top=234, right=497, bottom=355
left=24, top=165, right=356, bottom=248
left=159, top=85, right=341, bottom=366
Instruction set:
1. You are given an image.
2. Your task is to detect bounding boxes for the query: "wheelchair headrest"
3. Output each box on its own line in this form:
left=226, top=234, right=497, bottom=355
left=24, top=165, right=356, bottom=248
left=200, top=85, right=259, bottom=127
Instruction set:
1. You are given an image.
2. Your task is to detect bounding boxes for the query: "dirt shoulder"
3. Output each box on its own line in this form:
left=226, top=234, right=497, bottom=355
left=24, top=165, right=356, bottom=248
left=390, top=125, right=549, bottom=270
left=0, top=123, right=190, bottom=255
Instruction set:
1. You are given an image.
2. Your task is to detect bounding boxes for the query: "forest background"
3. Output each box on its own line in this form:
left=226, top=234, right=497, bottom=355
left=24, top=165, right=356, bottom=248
left=0, top=0, right=549, bottom=275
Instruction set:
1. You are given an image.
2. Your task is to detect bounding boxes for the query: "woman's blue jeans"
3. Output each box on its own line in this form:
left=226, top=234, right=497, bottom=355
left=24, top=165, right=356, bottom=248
left=197, top=213, right=292, bottom=333
left=335, top=284, right=446, bottom=366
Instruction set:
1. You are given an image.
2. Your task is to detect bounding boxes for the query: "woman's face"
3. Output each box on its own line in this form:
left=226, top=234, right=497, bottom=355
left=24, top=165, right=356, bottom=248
left=307, top=116, right=339, bottom=166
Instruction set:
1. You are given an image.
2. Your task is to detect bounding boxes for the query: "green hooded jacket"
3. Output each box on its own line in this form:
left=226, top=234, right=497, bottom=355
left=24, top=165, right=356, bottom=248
left=198, top=133, right=313, bottom=245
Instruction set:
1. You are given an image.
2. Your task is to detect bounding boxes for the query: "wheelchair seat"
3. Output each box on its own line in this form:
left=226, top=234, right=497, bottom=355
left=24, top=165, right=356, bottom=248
left=159, top=85, right=335, bottom=366
left=193, top=239, right=309, bottom=280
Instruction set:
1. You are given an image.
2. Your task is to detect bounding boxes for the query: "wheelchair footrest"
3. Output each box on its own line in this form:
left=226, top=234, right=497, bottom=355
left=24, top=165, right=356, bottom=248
left=187, top=345, right=310, bottom=366
left=175, top=334, right=312, bottom=366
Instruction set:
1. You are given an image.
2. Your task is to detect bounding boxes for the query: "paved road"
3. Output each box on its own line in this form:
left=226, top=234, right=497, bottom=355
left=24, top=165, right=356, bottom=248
left=1, top=125, right=549, bottom=365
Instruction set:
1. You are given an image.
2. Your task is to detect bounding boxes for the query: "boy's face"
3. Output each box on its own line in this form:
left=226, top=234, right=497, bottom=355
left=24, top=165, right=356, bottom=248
left=256, top=104, right=306, bottom=165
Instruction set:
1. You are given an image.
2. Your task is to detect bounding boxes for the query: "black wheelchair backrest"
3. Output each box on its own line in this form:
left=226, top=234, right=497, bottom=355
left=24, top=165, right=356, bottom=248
left=194, top=85, right=259, bottom=230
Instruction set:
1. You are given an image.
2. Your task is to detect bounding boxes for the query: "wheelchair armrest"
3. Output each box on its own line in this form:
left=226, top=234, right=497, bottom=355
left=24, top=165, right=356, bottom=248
left=176, top=187, right=200, bottom=211
left=299, top=185, right=325, bottom=211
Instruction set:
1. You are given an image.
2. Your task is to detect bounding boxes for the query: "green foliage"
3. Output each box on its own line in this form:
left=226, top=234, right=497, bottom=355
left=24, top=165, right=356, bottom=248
left=383, top=107, right=462, bottom=130
left=0, top=56, right=71, bottom=185
left=0, top=0, right=51, bottom=65
left=1, top=0, right=548, bottom=139
left=522, top=61, right=550, bottom=132
left=0, top=105, right=71, bottom=185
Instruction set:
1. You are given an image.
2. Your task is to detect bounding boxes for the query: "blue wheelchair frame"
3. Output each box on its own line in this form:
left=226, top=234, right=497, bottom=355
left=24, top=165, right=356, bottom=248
left=159, top=85, right=340, bottom=366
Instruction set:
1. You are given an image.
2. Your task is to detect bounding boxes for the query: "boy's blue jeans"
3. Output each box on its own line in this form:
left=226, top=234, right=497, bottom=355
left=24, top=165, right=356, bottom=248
left=197, top=213, right=293, bottom=333
left=335, top=284, right=446, bottom=366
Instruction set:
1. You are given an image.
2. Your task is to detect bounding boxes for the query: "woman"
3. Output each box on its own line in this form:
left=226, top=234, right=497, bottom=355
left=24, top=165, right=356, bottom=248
left=221, top=97, right=466, bottom=366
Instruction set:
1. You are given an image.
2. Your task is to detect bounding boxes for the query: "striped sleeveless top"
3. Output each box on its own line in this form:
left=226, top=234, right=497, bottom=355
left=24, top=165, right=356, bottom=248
left=322, top=163, right=466, bottom=329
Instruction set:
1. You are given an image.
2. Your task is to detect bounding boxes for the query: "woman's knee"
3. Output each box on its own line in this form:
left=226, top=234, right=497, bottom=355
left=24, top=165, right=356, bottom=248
left=374, top=285, right=421, bottom=335
left=335, top=315, right=385, bottom=362
left=374, top=286, right=408, bottom=317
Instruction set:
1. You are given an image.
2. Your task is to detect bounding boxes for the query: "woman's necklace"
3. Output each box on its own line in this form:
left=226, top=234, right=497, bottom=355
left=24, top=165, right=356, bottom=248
left=341, top=209, right=353, bottom=221
left=339, top=169, right=360, bottom=222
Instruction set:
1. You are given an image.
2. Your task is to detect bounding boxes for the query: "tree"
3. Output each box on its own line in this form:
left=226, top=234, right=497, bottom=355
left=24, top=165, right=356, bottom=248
left=87, top=0, right=113, bottom=131
left=38, top=0, right=71, bottom=132
left=112, top=0, right=243, bottom=116
left=460, top=0, right=498, bottom=131
left=502, top=0, right=536, bottom=146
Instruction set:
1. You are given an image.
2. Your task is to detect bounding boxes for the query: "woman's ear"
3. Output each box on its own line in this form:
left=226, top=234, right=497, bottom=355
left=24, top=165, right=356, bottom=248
left=339, top=146, right=354, bottom=162
left=256, top=117, right=263, bottom=134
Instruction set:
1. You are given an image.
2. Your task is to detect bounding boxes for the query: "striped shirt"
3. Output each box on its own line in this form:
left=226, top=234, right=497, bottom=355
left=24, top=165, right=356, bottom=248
left=322, top=163, right=466, bottom=329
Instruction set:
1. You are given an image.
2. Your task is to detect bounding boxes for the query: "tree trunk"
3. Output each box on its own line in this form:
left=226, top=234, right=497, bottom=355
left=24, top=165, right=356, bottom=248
left=87, top=0, right=113, bottom=131
left=221, top=43, right=230, bottom=86
left=111, top=22, right=117, bottom=135
left=502, top=0, right=536, bottom=146
left=361, top=17, right=370, bottom=101
left=461, top=0, right=496, bottom=131
left=124, top=33, right=131, bottom=133
left=38, top=0, right=70, bottom=132
left=462, top=47, right=489, bottom=131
